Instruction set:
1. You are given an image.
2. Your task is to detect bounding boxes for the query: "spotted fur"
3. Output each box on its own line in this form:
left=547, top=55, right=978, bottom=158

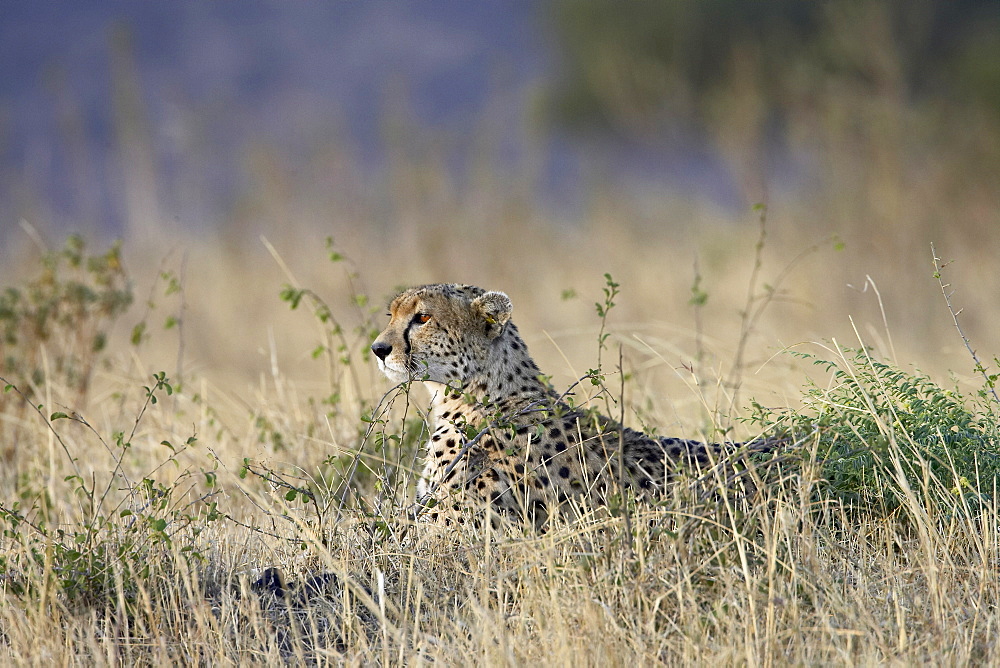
left=372, top=283, right=749, bottom=527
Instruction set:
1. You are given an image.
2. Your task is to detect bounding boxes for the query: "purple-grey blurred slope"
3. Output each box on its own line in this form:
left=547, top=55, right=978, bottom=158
left=1, top=2, right=585, bottom=238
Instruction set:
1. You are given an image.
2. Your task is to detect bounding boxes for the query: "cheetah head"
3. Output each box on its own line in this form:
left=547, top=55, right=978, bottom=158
left=371, top=284, right=513, bottom=386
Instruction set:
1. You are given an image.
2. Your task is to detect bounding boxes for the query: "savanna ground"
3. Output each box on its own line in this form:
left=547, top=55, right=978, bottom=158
left=3, top=6, right=1000, bottom=660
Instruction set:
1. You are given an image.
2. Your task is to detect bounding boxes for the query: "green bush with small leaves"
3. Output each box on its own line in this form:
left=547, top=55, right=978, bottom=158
left=0, top=235, right=132, bottom=400
left=750, top=347, right=1000, bottom=516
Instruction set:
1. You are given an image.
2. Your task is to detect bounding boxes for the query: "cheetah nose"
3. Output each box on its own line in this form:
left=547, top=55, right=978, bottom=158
left=371, top=341, right=392, bottom=361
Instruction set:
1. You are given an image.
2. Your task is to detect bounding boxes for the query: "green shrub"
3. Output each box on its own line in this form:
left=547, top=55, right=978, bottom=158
left=751, top=347, right=1000, bottom=516
left=0, top=235, right=132, bottom=401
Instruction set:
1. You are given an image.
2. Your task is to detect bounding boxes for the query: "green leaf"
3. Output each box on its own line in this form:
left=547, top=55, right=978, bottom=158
left=130, top=322, right=147, bottom=346
left=280, top=285, right=304, bottom=309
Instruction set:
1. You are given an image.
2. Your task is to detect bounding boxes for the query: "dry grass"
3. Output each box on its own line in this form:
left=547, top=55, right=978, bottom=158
left=1, top=211, right=998, bottom=665
left=3, top=70, right=1000, bottom=660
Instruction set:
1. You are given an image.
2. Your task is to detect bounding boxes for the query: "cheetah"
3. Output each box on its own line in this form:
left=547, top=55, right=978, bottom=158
left=371, top=283, right=762, bottom=527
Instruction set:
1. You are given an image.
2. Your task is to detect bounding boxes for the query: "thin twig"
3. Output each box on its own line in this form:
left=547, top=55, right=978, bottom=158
left=0, top=377, right=82, bottom=480
left=931, top=244, right=1000, bottom=405
left=725, top=206, right=831, bottom=415
left=616, top=345, right=634, bottom=560
left=175, top=249, right=188, bottom=390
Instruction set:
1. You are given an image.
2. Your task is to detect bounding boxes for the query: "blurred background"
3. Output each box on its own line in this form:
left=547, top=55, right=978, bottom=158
left=2, top=1, right=999, bottom=417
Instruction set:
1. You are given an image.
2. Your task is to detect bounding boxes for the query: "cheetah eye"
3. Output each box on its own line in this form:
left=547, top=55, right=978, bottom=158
left=413, top=313, right=431, bottom=325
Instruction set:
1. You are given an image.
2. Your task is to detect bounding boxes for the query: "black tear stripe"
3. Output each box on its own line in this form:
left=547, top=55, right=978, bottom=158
left=402, top=323, right=413, bottom=357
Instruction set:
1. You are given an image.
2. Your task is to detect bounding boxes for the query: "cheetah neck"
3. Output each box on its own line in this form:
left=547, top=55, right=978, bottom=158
left=426, top=323, right=556, bottom=421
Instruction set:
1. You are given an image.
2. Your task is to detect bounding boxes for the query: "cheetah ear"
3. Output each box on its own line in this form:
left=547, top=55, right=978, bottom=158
left=471, top=291, right=512, bottom=336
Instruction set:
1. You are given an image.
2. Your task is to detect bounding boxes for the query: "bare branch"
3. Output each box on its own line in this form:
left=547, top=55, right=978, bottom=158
left=931, top=244, right=999, bottom=405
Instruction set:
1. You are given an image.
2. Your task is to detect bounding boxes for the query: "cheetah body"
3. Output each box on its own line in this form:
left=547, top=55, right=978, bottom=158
left=371, top=283, right=730, bottom=525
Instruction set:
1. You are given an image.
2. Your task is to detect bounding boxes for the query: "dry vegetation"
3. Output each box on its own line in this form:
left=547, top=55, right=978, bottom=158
left=3, top=15, right=1000, bottom=658
left=0, top=210, right=998, bottom=665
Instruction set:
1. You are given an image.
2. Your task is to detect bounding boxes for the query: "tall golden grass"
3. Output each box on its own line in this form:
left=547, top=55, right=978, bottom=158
left=2, top=60, right=1000, bottom=663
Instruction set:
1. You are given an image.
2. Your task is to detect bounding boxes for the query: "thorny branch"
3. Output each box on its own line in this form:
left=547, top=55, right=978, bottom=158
left=931, top=244, right=1000, bottom=405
